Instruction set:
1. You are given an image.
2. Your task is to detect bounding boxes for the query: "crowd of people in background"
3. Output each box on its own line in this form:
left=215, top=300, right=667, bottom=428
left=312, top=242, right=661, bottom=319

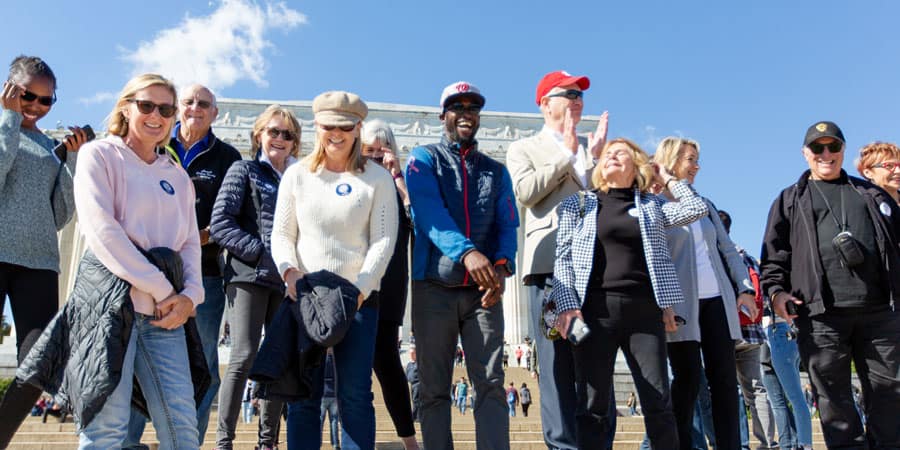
left=0, top=55, right=897, bottom=450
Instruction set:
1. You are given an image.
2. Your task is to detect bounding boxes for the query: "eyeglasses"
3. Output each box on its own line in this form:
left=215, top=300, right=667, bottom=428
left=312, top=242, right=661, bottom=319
left=872, top=161, right=900, bottom=172
left=808, top=141, right=843, bottom=155
left=128, top=99, right=177, bottom=118
left=444, top=103, right=483, bottom=115
left=265, top=127, right=296, bottom=141
left=545, top=89, right=583, bottom=101
left=320, top=124, right=356, bottom=132
left=182, top=98, right=212, bottom=109
left=21, top=90, right=56, bottom=107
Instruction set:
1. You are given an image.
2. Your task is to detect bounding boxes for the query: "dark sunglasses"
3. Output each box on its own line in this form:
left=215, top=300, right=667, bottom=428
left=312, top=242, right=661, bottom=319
left=21, top=89, right=56, bottom=107
left=129, top=99, right=177, bottom=118
left=320, top=124, right=356, bottom=132
left=265, top=127, right=296, bottom=141
left=182, top=98, right=212, bottom=109
left=445, top=103, right=483, bottom=115
left=807, top=141, right=843, bottom=155
left=872, top=161, right=900, bottom=172
left=545, top=89, right=583, bottom=100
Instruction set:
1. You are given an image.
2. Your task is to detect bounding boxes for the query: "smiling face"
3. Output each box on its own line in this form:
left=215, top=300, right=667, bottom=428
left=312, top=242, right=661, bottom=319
left=316, top=121, right=360, bottom=166
left=803, top=137, right=844, bottom=180
left=18, top=76, right=54, bottom=129
left=122, top=84, right=176, bottom=149
left=178, top=85, right=217, bottom=137
left=600, top=142, right=637, bottom=187
left=541, top=83, right=584, bottom=131
left=259, top=115, right=297, bottom=166
left=362, top=138, right=387, bottom=164
left=863, top=158, right=900, bottom=193
left=673, top=144, right=700, bottom=184
left=441, top=95, right=481, bottom=146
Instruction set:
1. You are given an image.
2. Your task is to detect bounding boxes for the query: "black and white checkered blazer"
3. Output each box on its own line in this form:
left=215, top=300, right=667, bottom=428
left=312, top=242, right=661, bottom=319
left=552, top=181, right=708, bottom=312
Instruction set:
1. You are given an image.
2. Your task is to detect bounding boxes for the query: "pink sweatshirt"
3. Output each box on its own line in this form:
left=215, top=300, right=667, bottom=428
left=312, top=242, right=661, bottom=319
left=74, top=136, right=203, bottom=315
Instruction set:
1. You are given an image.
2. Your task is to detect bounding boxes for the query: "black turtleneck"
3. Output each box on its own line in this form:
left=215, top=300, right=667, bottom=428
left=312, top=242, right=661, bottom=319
left=588, top=188, right=651, bottom=294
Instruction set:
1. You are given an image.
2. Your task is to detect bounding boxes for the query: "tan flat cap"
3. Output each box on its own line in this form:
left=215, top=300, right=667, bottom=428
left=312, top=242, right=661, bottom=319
left=313, top=91, right=368, bottom=127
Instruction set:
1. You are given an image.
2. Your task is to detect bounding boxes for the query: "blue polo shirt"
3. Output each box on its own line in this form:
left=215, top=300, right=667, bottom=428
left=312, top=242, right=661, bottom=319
left=171, top=123, right=212, bottom=169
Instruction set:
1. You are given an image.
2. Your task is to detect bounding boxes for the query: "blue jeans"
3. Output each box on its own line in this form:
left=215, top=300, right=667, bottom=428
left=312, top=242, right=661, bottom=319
left=738, top=389, right=749, bottom=450
left=760, top=348, right=797, bottom=450
left=79, top=315, right=198, bottom=450
left=287, top=305, right=378, bottom=450
left=194, top=276, right=226, bottom=444
left=121, top=408, right=149, bottom=449
left=766, top=322, right=812, bottom=447
left=457, top=395, right=467, bottom=415
left=320, top=396, right=340, bottom=448
left=690, top=368, right=716, bottom=450
left=508, top=401, right=516, bottom=417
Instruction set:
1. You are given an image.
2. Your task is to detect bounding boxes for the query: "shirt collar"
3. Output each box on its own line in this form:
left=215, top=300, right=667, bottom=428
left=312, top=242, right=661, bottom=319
left=258, top=150, right=298, bottom=177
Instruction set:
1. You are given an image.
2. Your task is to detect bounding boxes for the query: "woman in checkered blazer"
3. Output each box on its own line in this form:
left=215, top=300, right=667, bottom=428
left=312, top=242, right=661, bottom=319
left=553, top=137, right=708, bottom=449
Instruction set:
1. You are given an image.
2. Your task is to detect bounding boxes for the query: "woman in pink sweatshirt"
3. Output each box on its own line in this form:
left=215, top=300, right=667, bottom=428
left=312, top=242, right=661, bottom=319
left=74, top=73, right=203, bottom=449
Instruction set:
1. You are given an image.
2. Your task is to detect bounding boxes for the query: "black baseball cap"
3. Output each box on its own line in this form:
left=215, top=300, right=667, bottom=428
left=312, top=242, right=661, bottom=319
left=803, top=121, right=845, bottom=147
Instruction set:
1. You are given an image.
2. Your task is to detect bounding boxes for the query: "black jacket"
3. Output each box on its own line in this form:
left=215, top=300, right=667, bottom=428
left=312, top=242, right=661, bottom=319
left=249, top=270, right=362, bottom=401
left=166, top=130, right=243, bottom=276
left=378, top=193, right=412, bottom=326
left=16, top=249, right=210, bottom=431
left=760, top=170, right=900, bottom=315
left=210, top=157, right=283, bottom=291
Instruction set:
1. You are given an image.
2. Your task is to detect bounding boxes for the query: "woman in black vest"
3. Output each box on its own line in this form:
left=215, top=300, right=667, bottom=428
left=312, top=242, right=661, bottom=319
left=210, top=104, right=300, bottom=450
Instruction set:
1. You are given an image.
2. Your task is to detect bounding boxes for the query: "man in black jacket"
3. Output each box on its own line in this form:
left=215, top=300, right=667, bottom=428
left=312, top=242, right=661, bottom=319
left=760, top=121, right=900, bottom=449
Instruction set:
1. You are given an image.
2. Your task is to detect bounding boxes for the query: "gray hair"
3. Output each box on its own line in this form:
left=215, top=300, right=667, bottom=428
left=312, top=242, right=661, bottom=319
left=179, top=84, right=218, bottom=107
left=8, top=55, right=56, bottom=90
left=361, top=119, right=398, bottom=153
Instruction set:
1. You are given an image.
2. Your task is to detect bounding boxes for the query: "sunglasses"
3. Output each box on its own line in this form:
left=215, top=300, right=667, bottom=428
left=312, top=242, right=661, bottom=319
left=807, top=141, right=843, bottom=155
left=320, top=124, right=356, bottom=132
left=445, top=103, right=483, bottom=115
left=265, top=127, right=296, bottom=141
left=545, top=89, right=584, bottom=101
left=21, top=89, right=56, bottom=107
left=129, top=99, right=177, bottom=118
left=872, top=161, right=900, bottom=172
left=182, top=98, right=212, bottom=109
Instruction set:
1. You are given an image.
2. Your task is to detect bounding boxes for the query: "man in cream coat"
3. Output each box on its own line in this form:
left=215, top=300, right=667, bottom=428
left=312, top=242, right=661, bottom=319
left=506, top=70, right=609, bottom=450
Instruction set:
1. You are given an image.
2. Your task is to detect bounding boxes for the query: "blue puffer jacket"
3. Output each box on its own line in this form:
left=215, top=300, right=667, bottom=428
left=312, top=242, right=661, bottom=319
left=405, top=135, right=519, bottom=286
left=210, top=157, right=283, bottom=291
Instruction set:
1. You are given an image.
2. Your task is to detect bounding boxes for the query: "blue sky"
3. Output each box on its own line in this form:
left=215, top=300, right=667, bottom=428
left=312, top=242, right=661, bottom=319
left=3, top=0, right=900, bottom=260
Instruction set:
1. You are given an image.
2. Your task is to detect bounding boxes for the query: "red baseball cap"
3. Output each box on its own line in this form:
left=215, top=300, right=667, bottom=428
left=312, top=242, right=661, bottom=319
left=535, top=71, right=590, bottom=105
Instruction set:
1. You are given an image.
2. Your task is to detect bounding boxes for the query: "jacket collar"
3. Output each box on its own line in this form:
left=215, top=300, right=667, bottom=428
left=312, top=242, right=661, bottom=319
left=441, top=134, right=479, bottom=158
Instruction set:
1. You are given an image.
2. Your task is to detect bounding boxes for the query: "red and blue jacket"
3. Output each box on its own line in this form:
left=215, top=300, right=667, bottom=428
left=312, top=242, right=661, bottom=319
left=405, top=135, right=519, bottom=286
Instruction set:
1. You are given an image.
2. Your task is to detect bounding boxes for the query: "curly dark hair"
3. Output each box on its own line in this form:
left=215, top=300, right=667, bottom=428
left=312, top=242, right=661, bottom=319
left=8, top=55, right=57, bottom=91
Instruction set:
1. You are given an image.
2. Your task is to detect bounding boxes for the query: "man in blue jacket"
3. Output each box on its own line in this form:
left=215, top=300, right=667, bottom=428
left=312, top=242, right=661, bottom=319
left=405, top=81, right=519, bottom=450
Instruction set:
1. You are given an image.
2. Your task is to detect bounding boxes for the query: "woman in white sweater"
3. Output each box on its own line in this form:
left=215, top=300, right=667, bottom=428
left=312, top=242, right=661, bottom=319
left=271, top=91, right=398, bottom=450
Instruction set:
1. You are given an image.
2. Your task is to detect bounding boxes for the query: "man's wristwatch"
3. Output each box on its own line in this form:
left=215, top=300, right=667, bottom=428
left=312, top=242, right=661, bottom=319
left=493, top=258, right=513, bottom=277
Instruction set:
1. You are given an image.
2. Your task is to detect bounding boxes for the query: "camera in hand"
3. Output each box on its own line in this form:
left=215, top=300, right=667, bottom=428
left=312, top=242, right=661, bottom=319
left=784, top=299, right=798, bottom=316
left=53, top=125, right=95, bottom=162
left=832, top=230, right=865, bottom=268
left=567, top=316, right=592, bottom=346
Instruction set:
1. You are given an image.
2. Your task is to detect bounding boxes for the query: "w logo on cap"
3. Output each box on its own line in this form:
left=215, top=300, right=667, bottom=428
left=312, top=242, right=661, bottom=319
left=456, top=82, right=471, bottom=93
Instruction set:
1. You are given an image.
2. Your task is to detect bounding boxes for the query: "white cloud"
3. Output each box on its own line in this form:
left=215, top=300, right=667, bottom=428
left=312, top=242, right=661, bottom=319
left=120, top=0, right=306, bottom=92
left=643, top=125, right=661, bottom=150
left=78, top=91, right=117, bottom=106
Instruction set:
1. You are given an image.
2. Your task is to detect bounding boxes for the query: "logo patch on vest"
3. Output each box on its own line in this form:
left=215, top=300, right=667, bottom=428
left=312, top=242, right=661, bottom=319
left=160, top=180, right=175, bottom=195
left=880, top=201, right=892, bottom=217
left=336, top=183, right=352, bottom=196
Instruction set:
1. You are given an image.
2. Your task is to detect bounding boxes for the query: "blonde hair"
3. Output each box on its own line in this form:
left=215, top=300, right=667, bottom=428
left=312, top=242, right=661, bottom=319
left=305, top=123, right=365, bottom=173
left=251, top=104, right=302, bottom=158
left=654, top=136, right=700, bottom=174
left=106, top=74, right=177, bottom=147
left=855, top=141, right=900, bottom=179
left=592, top=138, right=656, bottom=193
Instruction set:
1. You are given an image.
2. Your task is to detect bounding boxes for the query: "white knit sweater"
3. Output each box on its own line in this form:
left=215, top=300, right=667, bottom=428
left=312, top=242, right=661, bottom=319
left=271, top=158, right=399, bottom=297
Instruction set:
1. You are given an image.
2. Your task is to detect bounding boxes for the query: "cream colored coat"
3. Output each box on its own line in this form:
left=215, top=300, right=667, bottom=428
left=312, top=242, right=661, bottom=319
left=506, top=131, right=594, bottom=278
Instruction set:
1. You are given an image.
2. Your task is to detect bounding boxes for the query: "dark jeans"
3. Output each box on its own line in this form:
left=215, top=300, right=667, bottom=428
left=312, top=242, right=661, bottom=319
left=668, top=297, right=740, bottom=450
left=287, top=304, right=379, bottom=450
left=412, top=281, right=508, bottom=450
left=373, top=319, right=416, bottom=438
left=0, top=263, right=59, bottom=448
left=795, top=307, right=900, bottom=449
left=574, top=289, right=678, bottom=450
left=216, top=282, right=283, bottom=449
